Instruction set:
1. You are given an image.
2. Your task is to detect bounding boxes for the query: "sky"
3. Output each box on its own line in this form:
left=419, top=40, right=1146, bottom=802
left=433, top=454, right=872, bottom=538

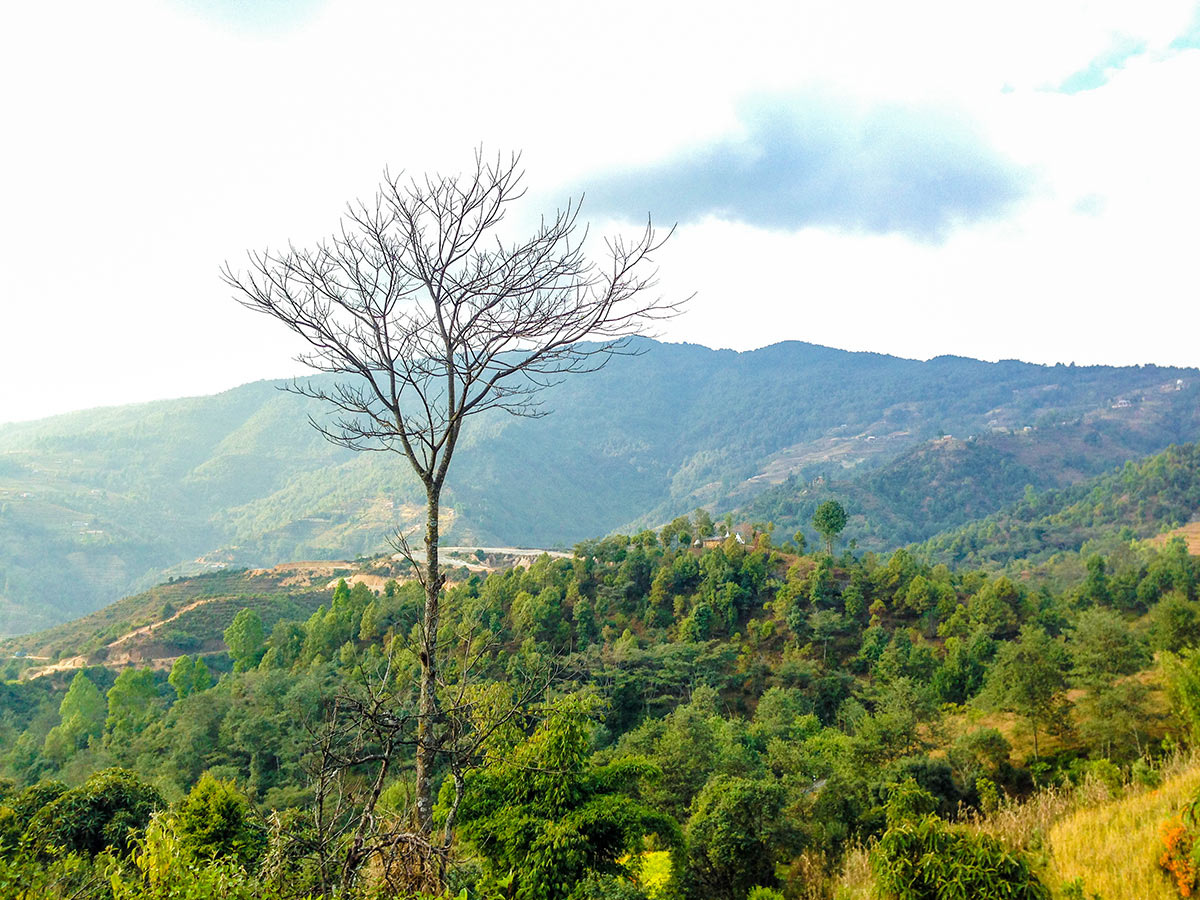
left=1, top=0, right=1198, bottom=424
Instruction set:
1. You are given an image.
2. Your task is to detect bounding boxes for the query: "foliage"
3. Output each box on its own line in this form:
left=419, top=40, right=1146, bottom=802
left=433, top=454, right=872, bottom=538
left=871, top=780, right=1049, bottom=900
left=113, top=814, right=266, bottom=900
left=451, top=693, right=681, bottom=900
left=981, top=625, right=1070, bottom=759
left=43, top=670, right=106, bottom=763
left=22, top=768, right=163, bottom=857
left=225, top=608, right=266, bottom=672
left=812, top=501, right=849, bottom=555
left=169, top=655, right=212, bottom=700
left=1165, top=649, right=1200, bottom=747
left=3, top=484, right=1198, bottom=898
left=173, top=773, right=266, bottom=870
left=682, top=774, right=790, bottom=900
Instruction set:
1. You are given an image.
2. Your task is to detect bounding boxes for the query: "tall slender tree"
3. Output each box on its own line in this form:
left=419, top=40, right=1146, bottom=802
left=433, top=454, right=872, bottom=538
left=812, top=500, right=848, bottom=556
left=223, top=150, right=681, bottom=834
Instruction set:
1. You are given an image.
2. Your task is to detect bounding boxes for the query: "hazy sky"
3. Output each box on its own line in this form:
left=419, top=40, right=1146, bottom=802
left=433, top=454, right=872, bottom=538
left=2, top=0, right=1198, bottom=424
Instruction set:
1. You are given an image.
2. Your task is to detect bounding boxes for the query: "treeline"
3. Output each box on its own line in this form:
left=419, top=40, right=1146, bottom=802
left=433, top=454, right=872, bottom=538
left=3, top=510, right=1200, bottom=898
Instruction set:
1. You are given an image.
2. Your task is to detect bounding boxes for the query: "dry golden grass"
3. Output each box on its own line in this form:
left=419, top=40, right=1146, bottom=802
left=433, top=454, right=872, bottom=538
left=830, top=843, right=873, bottom=900
left=970, top=782, right=1085, bottom=853
left=1046, top=763, right=1200, bottom=900
left=829, top=757, right=1200, bottom=900
left=1149, top=520, right=1200, bottom=554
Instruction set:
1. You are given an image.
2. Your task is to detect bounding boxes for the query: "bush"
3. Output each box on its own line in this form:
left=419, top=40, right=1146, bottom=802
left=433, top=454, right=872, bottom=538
left=1161, top=786, right=1200, bottom=897
left=174, top=774, right=266, bottom=870
left=113, top=815, right=263, bottom=900
left=22, top=768, right=163, bottom=857
left=871, top=780, right=1049, bottom=900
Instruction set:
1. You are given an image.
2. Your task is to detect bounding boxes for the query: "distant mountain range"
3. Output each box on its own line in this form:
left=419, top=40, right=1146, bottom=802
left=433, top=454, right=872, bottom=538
left=2, top=338, right=1197, bottom=634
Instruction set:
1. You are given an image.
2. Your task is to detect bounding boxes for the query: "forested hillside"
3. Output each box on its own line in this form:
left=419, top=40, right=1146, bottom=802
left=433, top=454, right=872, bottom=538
left=2, top=339, right=1197, bottom=634
left=738, top=387, right=1200, bottom=553
left=916, top=442, right=1200, bottom=569
left=5, top=498, right=1200, bottom=899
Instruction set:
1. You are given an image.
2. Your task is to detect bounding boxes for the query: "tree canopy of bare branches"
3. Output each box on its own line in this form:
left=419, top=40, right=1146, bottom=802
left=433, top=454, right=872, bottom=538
left=223, top=149, right=682, bottom=838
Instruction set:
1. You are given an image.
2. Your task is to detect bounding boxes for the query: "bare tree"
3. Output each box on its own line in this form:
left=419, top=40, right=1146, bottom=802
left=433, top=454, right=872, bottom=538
left=222, top=149, right=681, bottom=834
left=296, top=634, right=551, bottom=893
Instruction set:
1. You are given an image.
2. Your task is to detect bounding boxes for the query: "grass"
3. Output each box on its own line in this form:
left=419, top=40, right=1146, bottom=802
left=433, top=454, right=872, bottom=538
left=829, top=758, right=1200, bottom=900
left=1046, top=763, right=1200, bottom=900
left=831, top=844, right=872, bottom=900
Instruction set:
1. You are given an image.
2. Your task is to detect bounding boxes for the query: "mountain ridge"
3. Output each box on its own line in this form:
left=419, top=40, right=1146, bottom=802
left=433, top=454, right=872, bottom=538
left=2, top=337, right=1197, bottom=634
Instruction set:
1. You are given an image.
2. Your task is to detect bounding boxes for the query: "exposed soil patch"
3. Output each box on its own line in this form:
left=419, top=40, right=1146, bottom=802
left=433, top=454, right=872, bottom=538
left=1150, top=520, right=1200, bottom=555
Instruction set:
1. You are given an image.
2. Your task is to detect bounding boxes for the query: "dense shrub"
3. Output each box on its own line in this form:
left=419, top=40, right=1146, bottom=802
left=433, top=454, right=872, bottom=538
left=22, top=768, right=163, bottom=857
left=871, top=780, right=1049, bottom=900
left=174, top=773, right=266, bottom=870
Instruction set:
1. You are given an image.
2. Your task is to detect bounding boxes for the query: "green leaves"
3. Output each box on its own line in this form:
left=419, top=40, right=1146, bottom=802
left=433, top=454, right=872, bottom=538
left=224, top=608, right=266, bottom=672
left=872, top=785, right=1049, bottom=900
left=22, top=768, right=162, bottom=858
left=812, top=501, right=848, bottom=555
left=451, top=693, right=680, bottom=900
left=173, top=774, right=266, bottom=870
left=42, top=671, right=106, bottom=763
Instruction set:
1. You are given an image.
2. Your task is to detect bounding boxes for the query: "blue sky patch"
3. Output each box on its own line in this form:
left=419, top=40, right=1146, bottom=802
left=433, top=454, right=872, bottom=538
left=174, top=0, right=326, bottom=34
left=1055, top=35, right=1147, bottom=93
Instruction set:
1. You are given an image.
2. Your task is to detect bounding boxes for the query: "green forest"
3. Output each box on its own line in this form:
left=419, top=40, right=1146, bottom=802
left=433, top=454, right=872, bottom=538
left=5, top=442, right=1200, bottom=898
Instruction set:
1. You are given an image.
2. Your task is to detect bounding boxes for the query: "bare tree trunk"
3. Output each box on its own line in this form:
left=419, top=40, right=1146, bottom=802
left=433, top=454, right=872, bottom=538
left=416, top=487, right=443, bottom=832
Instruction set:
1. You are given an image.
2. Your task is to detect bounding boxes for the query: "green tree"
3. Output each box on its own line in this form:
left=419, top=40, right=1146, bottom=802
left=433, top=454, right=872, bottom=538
left=5, top=780, right=68, bottom=840
left=43, top=670, right=106, bottom=762
left=693, top=508, right=716, bottom=539
left=1069, top=608, right=1152, bottom=758
left=1150, top=591, right=1200, bottom=654
left=662, top=515, right=693, bottom=549
left=169, top=655, right=196, bottom=700
left=812, top=501, right=848, bottom=556
left=106, top=668, right=163, bottom=744
left=792, top=531, right=808, bottom=556
left=1161, top=647, right=1200, bottom=745
left=1070, top=608, right=1148, bottom=689
left=192, top=658, right=212, bottom=692
left=451, top=694, right=680, bottom=900
left=683, top=775, right=790, bottom=900
left=22, top=768, right=162, bottom=857
left=174, top=773, right=267, bottom=870
left=224, top=608, right=265, bottom=672
left=982, top=625, right=1069, bottom=760
left=1080, top=554, right=1111, bottom=606
left=262, top=620, right=306, bottom=669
